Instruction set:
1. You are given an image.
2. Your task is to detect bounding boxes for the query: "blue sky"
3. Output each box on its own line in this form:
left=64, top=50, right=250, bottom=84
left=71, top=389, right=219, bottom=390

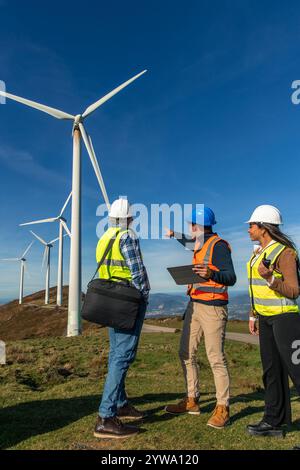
left=0, top=0, right=300, bottom=301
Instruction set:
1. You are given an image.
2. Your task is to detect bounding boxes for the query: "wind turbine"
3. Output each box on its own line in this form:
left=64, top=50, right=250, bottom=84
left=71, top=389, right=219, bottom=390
left=0, top=241, right=34, bottom=304
left=30, top=231, right=61, bottom=305
left=0, top=69, right=147, bottom=336
left=20, top=192, right=72, bottom=307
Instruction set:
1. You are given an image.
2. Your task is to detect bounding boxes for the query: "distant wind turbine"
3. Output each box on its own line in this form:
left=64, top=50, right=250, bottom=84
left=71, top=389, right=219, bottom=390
left=0, top=70, right=147, bottom=336
left=20, top=192, right=72, bottom=306
left=30, top=231, right=62, bottom=305
left=0, top=241, right=34, bottom=304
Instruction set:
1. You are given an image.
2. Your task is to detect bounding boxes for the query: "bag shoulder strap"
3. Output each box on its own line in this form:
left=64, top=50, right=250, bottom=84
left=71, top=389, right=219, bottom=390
left=296, top=255, right=300, bottom=287
left=91, top=229, right=121, bottom=281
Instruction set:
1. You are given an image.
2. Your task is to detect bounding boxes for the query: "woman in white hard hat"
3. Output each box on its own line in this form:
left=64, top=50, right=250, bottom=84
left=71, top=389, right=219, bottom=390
left=246, top=205, right=300, bottom=437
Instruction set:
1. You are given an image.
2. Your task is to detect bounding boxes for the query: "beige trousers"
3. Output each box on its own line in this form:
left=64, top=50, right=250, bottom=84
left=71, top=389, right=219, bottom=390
left=179, top=301, right=230, bottom=405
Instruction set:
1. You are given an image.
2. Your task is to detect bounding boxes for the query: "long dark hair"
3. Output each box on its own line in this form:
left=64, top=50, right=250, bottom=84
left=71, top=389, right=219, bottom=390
left=258, top=223, right=298, bottom=252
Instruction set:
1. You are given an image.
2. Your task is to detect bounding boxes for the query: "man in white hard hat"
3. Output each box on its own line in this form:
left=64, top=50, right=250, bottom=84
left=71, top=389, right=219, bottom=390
left=94, top=197, right=150, bottom=439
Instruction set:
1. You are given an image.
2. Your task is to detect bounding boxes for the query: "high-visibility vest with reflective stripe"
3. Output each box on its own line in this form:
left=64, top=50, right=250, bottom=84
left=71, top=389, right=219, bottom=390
left=189, top=234, right=230, bottom=302
left=96, top=227, right=132, bottom=281
left=247, top=242, right=299, bottom=316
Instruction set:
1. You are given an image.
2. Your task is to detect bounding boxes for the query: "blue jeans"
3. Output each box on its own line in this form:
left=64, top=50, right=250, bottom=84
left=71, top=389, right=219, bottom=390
left=99, top=301, right=147, bottom=418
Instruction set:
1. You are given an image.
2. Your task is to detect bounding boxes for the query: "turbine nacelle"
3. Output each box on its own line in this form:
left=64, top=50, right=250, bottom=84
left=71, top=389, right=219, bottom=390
left=73, top=114, right=83, bottom=133
left=74, top=114, right=83, bottom=124
left=0, top=241, right=34, bottom=304
left=20, top=192, right=72, bottom=238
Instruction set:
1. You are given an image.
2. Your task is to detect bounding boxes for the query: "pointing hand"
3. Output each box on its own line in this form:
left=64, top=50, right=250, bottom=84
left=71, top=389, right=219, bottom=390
left=165, top=228, right=174, bottom=238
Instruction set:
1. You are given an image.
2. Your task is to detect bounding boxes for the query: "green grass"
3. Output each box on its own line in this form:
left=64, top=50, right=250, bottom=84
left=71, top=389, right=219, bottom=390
left=0, top=326, right=299, bottom=450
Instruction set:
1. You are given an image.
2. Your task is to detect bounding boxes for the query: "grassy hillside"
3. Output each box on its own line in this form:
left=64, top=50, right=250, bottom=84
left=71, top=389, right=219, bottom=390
left=0, top=287, right=101, bottom=341
left=1, top=327, right=300, bottom=450
left=0, top=288, right=249, bottom=341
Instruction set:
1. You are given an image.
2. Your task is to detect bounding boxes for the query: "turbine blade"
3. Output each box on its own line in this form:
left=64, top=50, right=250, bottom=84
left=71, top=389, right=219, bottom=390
left=20, top=217, right=57, bottom=226
left=30, top=230, right=47, bottom=245
left=0, top=90, right=75, bottom=120
left=82, top=70, right=147, bottom=119
left=41, top=246, right=47, bottom=271
left=59, top=191, right=72, bottom=216
left=88, top=134, right=111, bottom=210
left=49, top=236, right=61, bottom=245
left=79, top=123, right=110, bottom=209
left=61, top=220, right=72, bottom=238
left=21, top=241, right=34, bottom=259
left=0, top=258, right=19, bottom=261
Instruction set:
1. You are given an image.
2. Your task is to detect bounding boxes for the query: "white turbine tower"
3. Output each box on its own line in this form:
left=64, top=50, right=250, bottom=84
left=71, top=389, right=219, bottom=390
left=0, top=69, right=147, bottom=336
left=0, top=241, right=34, bottom=304
left=20, top=192, right=72, bottom=306
left=30, top=231, right=61, bottom=305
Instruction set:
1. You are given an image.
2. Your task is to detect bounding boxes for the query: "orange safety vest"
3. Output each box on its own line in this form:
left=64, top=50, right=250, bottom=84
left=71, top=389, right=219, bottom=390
left=188, top=234, right=230, bottom=302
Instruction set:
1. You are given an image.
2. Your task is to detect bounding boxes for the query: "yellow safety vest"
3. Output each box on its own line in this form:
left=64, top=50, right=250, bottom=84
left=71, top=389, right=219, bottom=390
left=96, top=227, right=132, bottom=282
left=247, top=242, right=299, bottom=316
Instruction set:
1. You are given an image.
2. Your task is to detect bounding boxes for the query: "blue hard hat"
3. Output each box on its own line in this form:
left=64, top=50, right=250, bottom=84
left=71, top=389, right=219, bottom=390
left=187, top=206, right=217, bottom=226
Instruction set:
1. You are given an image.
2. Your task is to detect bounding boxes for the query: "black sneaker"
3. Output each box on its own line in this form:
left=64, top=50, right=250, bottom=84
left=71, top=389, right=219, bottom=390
left=117, top=403, right=145, bottom=420
left=247, top=420, right=284, bottom=437
left=94, top=416, right=140, bottom=439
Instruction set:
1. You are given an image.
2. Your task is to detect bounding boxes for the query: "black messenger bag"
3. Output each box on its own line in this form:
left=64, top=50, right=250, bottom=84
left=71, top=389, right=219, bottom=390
left=81, top=231, right=143, bottom=331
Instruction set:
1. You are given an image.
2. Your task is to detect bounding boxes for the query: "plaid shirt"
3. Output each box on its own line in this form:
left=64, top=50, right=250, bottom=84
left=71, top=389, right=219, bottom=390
left=119, top=229, right=150, bottom=300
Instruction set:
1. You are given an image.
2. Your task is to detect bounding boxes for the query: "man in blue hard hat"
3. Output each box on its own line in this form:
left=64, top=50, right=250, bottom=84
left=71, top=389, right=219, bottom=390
left=165, top=206, right=236, bottom=429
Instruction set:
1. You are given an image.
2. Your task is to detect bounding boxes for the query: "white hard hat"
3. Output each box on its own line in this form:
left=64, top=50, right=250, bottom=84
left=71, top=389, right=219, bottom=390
left=246, top=205, right=283, bottom=225
left=109, top=198, right=132, bottom=218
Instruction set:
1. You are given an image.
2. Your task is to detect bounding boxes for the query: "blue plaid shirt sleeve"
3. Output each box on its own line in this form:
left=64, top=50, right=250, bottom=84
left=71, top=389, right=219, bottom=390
left=119, top=230, right=150, bottom=300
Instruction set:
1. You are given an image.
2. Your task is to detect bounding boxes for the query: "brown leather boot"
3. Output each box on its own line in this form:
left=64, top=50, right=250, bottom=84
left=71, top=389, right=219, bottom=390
left=165, top=397, right=200, bottom=415
left=207, top=404, right=230, bottom=429
left=117, top=403, right=145, bottom=420
left=94, top=416, right=140, bottom=439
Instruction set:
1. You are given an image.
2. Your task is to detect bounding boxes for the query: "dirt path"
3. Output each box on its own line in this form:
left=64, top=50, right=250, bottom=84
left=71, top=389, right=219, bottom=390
left=143, top=324, right=259, bottom=345
left=226, top=332, right=259, bottom=345
left=142, top=324, right=180, bottom=333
